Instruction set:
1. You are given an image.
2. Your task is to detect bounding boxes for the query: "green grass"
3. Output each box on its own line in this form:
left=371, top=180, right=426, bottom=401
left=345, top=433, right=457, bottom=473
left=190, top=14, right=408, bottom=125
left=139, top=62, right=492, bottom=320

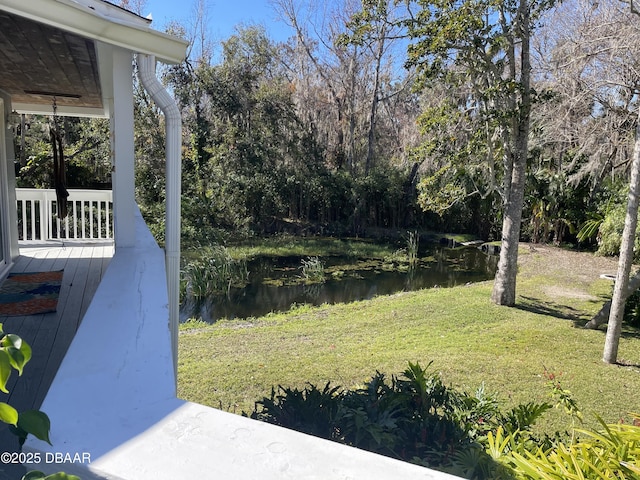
left=178, top=245, right=640, bottom=435
left=223, top=231, right=480, bottom=260
left=225, top=235, right=400, bottom=260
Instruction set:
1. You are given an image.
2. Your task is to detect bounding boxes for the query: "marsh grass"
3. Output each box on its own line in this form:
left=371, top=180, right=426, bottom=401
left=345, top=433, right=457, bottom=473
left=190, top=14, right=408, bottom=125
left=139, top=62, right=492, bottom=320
left=178, top=244, right=640, bottom=435
left=181, top=245, right=248, bottom=300
left=299, top=256, right=326, bottom=283
left=406, top=230, right=419, bottom=267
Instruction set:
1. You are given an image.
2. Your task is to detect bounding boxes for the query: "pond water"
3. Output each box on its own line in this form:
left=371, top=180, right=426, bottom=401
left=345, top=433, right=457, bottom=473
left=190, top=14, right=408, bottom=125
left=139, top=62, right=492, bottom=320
left=181, top=246, right=498, bottom=323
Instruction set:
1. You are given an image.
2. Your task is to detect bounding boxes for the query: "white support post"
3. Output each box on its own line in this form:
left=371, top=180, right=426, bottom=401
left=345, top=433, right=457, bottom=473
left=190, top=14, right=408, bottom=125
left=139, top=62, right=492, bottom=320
left=0, top=92, right=19, bottom=262
left=110, top=47, right=136, bottom=248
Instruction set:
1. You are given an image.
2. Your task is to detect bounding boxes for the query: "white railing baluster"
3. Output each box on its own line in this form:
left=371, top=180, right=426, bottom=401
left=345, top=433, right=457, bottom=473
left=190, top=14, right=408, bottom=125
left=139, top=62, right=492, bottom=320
left=20, top=200, right=27, bottom=240
left=47, top=192, right=54, bottom=240
left=96, top=200, right=102, bottom=238
left=72, top=200, right=78, bottom=239
left=30, top=200, right=36, bottom=240
left=89, top=201, right=95, bottom=239
left=15, top=189, right=113, bottom=243
left=64, top=208, right=70, bottom=239
left=81, top=201, right=87, bottom=239
left=106, top=201, right=111, bottom=238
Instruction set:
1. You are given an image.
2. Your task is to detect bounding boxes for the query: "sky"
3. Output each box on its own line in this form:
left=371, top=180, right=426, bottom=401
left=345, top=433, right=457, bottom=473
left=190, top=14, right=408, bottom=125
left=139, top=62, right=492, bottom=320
left=142, top=0, right=293, bottom=44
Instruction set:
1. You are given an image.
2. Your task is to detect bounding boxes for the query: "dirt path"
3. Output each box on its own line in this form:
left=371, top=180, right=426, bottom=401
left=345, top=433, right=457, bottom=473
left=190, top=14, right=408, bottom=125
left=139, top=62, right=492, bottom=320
left=517, top=243, right=619, bottom=306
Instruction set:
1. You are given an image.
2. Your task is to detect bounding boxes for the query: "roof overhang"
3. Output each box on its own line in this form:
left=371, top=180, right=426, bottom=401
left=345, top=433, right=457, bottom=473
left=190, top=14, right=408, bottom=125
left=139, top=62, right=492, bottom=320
left=0, top=0, right=189, bottom=117
left=0, top=0, right=188, bottom=64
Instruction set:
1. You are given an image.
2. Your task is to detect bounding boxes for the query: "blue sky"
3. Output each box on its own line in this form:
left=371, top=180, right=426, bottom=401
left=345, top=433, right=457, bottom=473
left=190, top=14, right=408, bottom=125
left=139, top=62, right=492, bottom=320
left=143, top=0, right=292, bottom=43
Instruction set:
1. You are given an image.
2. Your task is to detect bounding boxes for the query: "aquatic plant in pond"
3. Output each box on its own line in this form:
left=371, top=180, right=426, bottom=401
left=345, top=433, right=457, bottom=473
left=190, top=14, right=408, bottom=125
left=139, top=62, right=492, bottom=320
left=406, top=231, right=419, bottom=267
left=182, top=246, right=249, bottom=300
left=300, top=256, right=326, bottom=283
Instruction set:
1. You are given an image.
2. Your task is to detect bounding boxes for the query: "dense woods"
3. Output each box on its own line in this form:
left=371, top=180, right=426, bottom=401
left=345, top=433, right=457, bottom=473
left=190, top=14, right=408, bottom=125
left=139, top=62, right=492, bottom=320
left=15, top=0, right=639, bottom=251
left=148, top=0, right=639, bottom=253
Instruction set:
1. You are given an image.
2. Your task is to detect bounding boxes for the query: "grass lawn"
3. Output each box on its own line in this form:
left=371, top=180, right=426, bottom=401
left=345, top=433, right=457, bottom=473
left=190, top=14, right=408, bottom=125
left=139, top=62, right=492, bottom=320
left=178, top=243, right=640, bottom=435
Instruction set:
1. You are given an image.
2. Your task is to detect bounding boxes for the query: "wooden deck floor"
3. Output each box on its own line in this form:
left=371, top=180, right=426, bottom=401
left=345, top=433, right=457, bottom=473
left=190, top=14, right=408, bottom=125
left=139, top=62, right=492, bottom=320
left=0, top=242, right=113, bottom=464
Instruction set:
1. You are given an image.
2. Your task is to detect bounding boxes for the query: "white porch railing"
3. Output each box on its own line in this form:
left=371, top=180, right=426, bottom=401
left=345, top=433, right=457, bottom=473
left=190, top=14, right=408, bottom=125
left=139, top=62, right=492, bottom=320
left=16, top=188, right=113, bottom=242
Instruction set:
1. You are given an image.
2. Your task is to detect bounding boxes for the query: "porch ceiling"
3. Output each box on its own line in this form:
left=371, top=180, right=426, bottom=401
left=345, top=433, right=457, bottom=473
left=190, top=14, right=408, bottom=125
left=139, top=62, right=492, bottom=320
left=0, top=10, right=103, bottom=111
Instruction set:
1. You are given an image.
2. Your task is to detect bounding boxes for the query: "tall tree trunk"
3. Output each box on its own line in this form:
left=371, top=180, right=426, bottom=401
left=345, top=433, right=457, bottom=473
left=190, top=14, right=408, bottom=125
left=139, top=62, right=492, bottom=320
left=584, top=271, right=640, bottom=329
left=602, top=109, right=640, bottom=363
left=365, top=27, right=386, bottom=175
left=491, top=150, right=527, bottom=305
left=491, top=0, right=531, bottom=306
left=402, top=162, right=420, bottom=227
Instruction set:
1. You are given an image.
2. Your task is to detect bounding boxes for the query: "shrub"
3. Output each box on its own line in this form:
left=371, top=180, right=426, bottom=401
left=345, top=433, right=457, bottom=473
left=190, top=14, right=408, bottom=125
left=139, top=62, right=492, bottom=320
left=624, top=290, right=640, bottom=329
left=249, top=362, right=551, bottom=479
left=596, top=202, right=640, bottom=259
left=491, top=415, right=640, bottom=479
left=249, top=362, right=640, bottom=479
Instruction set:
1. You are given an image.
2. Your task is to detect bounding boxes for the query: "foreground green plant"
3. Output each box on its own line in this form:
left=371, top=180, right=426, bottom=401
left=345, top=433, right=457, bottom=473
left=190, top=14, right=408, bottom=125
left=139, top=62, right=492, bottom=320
left=0, top=324, right=79, bottom=480
left=491, top=415, right=640, bottom=479
left=22, top=472, right=80, bottom=480
left=248, top=361, right=640, bottom=479
left=0, top=325, right=50, bottom=447
left=249, top=362, right=551, bottom=479
left=484, top=376, right=639, bottom=479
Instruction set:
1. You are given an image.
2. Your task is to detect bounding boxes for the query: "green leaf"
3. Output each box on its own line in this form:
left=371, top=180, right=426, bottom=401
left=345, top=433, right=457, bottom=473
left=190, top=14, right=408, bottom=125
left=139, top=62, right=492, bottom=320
left=19, top=340, right=32, bottom=366
left=0, top=401, right=18, bottom=426
left=6, top=347, right=25, bottom=375
left=21, top=472, right=79, bottom=480
left=22, top=471, right=47, bottom=480
left=0, top=349, right=11, bottom=393
left=1, top=334, right=31, bottom=375
left=44, top=474, right=82, bottom=480
left=17, top=410, right=52, bottom=445
left=2, top=333, right=22, bottom=349
left=0, top=332, right=31, bottom=379
left=9, top=424, right=29, bottom=447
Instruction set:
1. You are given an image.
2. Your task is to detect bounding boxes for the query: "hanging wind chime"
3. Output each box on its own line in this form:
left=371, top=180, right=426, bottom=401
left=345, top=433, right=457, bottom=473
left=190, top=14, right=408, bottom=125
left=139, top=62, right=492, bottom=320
left=50, top=98, right=69, bottom=219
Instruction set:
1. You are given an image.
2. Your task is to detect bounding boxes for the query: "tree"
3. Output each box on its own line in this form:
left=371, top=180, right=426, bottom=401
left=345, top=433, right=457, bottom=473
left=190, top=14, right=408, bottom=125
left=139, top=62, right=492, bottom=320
left=341, top=0, right=409, bottom=174
left=406, top=0, right=553, bottom=305
left=274, top=0, right=367, bottom=174
left=600, top=0, right=640, bottom=364
left=110, top=0, right=148, bottom=15
left=603, top=102, right=640, bottom=364
left=532, top=0, right=638, bottom=191
left=536, top=0, right=640, bottom=360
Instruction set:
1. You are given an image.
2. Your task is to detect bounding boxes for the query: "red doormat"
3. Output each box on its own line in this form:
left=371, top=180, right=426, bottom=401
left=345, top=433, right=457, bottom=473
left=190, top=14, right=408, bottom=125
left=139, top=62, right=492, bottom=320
left=0, top=271, right=64, bottom=316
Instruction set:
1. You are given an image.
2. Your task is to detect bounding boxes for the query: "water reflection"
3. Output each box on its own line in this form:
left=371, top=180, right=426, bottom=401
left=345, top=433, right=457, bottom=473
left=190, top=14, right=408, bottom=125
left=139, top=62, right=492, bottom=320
left=181, top=246, right=497, bottom=322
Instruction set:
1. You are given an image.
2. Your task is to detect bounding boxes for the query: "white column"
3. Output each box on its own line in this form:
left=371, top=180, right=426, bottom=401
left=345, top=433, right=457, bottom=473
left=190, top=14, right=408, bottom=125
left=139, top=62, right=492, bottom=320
left=0, top=92, right=20, bottom=265
left=110, top=47, right=136, bottom=248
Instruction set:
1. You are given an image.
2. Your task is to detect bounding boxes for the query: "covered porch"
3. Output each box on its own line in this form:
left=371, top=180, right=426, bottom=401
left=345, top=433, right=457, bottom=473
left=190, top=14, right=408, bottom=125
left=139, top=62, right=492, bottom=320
left=0, top=240, right=113, bottom=479
left=2, top=241, right=114, bottom=411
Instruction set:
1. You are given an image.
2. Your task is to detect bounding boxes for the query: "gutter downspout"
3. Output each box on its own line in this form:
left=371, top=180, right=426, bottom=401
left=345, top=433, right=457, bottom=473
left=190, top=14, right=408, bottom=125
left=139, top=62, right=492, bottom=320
left=137, top=54, right=181, bottom=384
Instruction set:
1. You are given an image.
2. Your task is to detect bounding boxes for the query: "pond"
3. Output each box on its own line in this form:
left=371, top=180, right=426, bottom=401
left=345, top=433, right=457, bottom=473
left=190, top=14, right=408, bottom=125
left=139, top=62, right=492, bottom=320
left=181, top=245, right=498, bottom=323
